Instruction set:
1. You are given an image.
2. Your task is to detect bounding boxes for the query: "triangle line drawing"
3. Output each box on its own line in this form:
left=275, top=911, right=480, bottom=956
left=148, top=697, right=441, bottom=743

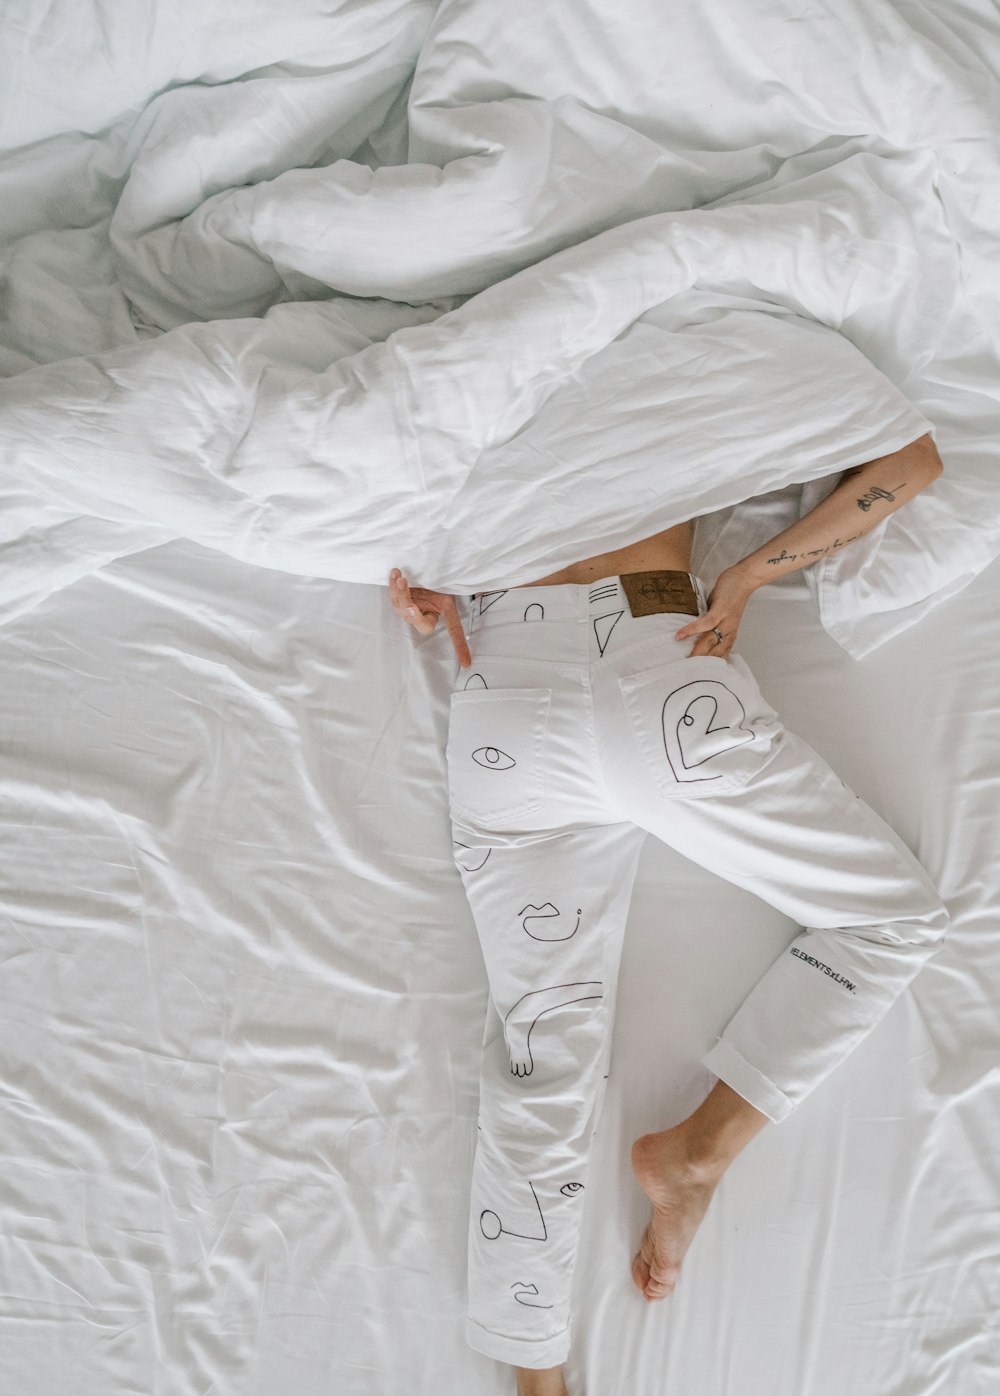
left=593, top=609, right=625, bottom=656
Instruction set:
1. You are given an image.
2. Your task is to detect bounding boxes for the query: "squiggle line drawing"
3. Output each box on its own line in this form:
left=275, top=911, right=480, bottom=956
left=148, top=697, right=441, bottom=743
left=503, top=981, right=604, bottom=1076
left=593, top=609, right=625, bottom=656
left=663, top=679, right=755, bottom=783
left=523, top=603, right=545, bottom=621
left=519, top=902, right=582, bottom=941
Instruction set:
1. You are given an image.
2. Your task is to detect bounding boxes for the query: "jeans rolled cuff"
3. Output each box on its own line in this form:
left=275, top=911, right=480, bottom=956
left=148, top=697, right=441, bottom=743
left=701, top=1038, right=796, bottom=1124
left=465, top=1314, right=571, bottom=1368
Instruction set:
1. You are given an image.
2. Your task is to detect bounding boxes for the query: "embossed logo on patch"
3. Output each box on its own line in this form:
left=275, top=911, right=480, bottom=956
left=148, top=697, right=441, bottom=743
left=620, top=571, right=699, bottom=618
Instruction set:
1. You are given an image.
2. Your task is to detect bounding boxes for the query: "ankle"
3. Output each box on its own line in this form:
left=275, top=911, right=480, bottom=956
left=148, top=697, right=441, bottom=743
left=638, top=1122, right=727, bottom=1185
left=514, top=1363, right=568, bottom=1396
left=673, top=1080, right=771, bottom=1175
left=676, top=1126, right=731, bottom=1183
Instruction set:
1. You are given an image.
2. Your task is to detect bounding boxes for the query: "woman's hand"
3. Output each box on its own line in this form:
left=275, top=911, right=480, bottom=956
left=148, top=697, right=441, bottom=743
left=390, top=568, right=473, bottom=668
left=674, top=567, right=757, bottom=660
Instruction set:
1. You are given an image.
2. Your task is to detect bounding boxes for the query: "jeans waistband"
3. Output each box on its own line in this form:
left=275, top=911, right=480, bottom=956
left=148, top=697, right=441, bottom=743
left=468, top=572, right=707, bottom=631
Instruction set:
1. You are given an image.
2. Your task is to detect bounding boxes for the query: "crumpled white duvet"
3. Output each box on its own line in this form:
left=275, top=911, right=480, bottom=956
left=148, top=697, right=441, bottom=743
left=2, top=0, right=999, bottom=655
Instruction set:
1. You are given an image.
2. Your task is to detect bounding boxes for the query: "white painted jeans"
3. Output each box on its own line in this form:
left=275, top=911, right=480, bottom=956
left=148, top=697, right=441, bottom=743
left=446, top=575, right=948, bottom=1369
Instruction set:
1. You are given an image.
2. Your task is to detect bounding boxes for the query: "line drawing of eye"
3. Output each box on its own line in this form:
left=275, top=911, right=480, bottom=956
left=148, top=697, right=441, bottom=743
left=560, top=1182, right=584, bottom=1196
left=472, top=746, right=516, bottom=770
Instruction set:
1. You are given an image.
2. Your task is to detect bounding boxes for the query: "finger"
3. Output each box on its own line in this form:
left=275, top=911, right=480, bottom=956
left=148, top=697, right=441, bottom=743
left=690, top=634, right=733, bottom=660
left=394, top=573, right=432, bottom=631
left=408, top=606, right=438, bottom=635
left=442, top=597, right=473, bottom=668
left=390, top=569, right=410, bottom=615
left=688, top=625, right=727, bottom=658
left=676, top=616, right=718, bottom=642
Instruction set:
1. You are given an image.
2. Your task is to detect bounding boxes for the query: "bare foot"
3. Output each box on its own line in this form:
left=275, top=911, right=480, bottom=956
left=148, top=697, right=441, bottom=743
left=630, top=1125, right=724, bottom=1301
left=514, top=1363, right=569, bottom=1396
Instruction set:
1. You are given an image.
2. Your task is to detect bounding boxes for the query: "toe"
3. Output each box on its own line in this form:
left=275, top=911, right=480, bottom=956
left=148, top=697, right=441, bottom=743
left=644, top=1262, right=679, bottom=1301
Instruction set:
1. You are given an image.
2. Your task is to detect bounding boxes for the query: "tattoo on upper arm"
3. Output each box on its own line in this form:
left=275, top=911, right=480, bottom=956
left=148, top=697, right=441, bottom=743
left=856, top=481, right=907, bottom=511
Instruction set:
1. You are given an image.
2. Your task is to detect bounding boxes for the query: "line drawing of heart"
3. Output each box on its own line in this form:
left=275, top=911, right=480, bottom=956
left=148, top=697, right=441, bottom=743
left=663, top=679, right=755, bottom=782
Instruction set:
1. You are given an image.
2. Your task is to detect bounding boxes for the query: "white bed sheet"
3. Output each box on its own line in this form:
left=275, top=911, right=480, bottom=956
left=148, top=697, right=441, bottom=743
left=1, top=2, right=998, bottom=1395
left=2, top=547, right=997, bottom=1396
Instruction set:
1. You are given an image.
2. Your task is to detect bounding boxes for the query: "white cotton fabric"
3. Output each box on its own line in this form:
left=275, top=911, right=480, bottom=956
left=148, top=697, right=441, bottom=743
left=448, top=578, right=948, bottom=1366
left=0, top=222, right=940, bottom=651
left=2, top=1, right=1000, bottom=654
left=2, top=2, right=1000, bottom=1396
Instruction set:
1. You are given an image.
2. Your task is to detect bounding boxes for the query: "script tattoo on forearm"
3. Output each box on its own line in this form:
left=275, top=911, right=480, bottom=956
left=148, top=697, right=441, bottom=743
left=856, top=481, right=907, bottom=511
left=765, top=531, right=865, bottom=567
left=764, top=477, right=913, bottom=567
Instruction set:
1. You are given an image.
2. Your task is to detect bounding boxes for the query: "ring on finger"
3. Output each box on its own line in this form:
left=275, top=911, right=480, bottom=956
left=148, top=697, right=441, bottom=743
left=711, top=627, right=725, bottom=646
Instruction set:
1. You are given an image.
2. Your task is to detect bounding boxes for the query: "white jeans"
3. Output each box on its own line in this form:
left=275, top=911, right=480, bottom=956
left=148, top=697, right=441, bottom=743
left=446, top=574, right=948, bottom=1370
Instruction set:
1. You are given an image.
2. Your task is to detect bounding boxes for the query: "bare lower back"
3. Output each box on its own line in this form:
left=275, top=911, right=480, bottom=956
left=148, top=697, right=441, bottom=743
left=520, top=519, right=694, bottom=587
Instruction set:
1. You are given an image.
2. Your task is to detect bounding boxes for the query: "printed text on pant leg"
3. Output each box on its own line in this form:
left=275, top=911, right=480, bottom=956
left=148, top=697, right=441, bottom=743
left=790, top=946, right=857, bottom=992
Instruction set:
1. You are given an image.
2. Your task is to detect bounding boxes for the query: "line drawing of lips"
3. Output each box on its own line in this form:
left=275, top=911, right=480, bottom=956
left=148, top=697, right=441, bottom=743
left=511, top=1282, right=554, bottom=1309
left=519, top=901, right=582, bottom=941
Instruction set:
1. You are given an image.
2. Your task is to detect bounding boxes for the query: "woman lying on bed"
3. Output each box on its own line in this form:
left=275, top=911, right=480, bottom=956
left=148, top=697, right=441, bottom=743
left=390, top=432, right=946, bottom=1396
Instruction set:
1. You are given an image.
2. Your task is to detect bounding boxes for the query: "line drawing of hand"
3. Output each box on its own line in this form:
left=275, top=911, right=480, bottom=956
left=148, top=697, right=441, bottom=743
left=503, top=981, right=603, bottom=1077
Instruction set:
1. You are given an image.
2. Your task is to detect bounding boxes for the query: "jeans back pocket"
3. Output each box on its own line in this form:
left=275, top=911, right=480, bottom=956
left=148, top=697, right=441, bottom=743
left=617, top=654, right=782, bottom=799
left=446, top=687, right=552, bottom=827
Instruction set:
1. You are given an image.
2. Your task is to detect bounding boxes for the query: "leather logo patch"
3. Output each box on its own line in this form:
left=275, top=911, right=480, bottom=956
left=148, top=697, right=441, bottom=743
left=620, top=571, right=699, bottom=618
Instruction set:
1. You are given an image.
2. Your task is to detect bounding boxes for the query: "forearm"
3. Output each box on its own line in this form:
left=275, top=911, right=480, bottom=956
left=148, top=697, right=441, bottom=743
left=732, top=433, right=943, bottom=590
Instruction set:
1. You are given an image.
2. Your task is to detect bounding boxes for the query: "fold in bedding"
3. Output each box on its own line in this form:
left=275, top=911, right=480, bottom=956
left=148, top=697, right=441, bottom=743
left=1, top=182, right=995, bottom=657
left=1, top=0, right=999, bottom=656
